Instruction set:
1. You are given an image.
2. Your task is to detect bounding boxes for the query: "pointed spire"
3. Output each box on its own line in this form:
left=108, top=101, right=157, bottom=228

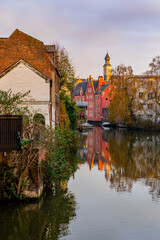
left=105, top=49, right=110, bottom=61
left=103, top=50, right=111, bottom=81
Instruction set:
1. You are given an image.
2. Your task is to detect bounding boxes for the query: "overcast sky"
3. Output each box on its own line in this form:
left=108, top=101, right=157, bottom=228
left=1, top=0, right=160, bottom=78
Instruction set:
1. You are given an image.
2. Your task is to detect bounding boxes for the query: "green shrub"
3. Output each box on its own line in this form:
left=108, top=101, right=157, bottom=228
left=46, top=127, right=81, bottom=189
left=0, top=163, right=18, bottom=200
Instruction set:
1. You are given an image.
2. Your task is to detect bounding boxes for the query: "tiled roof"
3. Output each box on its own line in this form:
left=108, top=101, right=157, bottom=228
left=94, top=84, right=110, bottom=94
left=93, top=81, right=98, bottom=91
left=0, top=29, right=56, bottom=79
left=74, top=82, right=88, bottom=96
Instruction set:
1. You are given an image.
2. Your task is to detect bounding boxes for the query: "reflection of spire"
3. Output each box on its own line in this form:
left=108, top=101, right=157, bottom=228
left=105, top=163, right=111, bottom=180
left=87, top=153, right=95, bottom=171
left=89, top=155, right=94, bottom=171
left=98, top=160, right=106, bottom=171
left=106, top=180, right=108, bottom=191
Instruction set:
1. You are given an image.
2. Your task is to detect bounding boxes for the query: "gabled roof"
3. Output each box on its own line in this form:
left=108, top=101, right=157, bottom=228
left=74, top=82, right=88, bottom=96
left=0, top=59, right=51, bottom=82
left=0, top=29, right=56, bottom=79
left=94, top=84, right=110, bottom=95
left=93, top=81, right=98, bottom=91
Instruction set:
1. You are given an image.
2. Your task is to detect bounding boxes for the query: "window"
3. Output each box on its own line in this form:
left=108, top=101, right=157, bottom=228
left=81, top=97, right=83, bottom=102
left=80, top=90, right=83, bottom=95
left=88, top=88, right=92, bottom=93
left=139, top=92, right=143, bottom=98
left=77, top=97, right=79, bottom=102
left=148, top=104, right=153, bottom=109
left=89, top=102, right=93, bottom=107
left=148, top=81, right=154, bottom=87
left=138, top=104, right=143, bottom=110
left=88, top=110, right=93, bottom=117
left=148, top=92, right=154, bottom=99
left=141, top=80, right=144, bottom=87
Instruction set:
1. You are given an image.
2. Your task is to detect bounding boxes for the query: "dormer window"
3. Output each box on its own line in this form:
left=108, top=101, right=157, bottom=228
left=80, top=87, right=83, bottom=95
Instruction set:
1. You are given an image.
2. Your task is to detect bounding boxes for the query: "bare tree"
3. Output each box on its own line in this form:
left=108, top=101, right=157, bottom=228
left=143, top=56, right=160, bottom=123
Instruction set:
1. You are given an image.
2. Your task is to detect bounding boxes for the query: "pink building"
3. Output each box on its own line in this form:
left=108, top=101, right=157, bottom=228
left=74, top=76, right=112, bottom=122
left=74, top=52, right=113, bottom=122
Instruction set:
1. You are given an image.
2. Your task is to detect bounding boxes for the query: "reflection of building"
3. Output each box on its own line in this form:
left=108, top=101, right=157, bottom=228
left=87, top=131, right=95, bottom=170
left=81, top=127, right=113, bottom=173
left=132, top=134, right=160, bottom=178
left=80, top=128, right=160, bottom=198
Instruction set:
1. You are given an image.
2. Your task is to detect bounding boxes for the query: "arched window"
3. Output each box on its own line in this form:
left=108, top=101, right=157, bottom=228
left=33, top=113, right=45, bottom=125
left=33, top=113, right=45, bottom=143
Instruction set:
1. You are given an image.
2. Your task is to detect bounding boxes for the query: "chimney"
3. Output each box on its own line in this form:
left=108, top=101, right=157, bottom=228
left=98, top=76, right=104, bottom=86
left=45, top=45, right=59, bottom=68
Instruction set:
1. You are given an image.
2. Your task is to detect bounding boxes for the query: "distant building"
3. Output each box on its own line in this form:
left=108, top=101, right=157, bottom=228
left=0, top=29, right=59, bottom=126
left=74, top=52, right=113, bottom=122
left=134, top=75, right=160, bottom=123
left=75, top=50, right=160, bottom=124
left=103, top=50, right=112, bottom=81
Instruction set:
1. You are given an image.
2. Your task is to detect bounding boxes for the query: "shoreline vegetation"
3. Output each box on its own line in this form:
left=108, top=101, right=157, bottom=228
left=0, top=91, right=159, bottom=203
left=0, top=89, right=81, bottom=202
left=0, top=46, right=81, bottom=203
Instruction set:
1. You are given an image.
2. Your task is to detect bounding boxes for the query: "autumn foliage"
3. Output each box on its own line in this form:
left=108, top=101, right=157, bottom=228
left=108, top=64, right=138, bottom=126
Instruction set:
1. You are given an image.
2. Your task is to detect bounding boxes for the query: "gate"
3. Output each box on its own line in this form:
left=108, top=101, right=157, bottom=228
left=0, top=115, right=22, bottom=151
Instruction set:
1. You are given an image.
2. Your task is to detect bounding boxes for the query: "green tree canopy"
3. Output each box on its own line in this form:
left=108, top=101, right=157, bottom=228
left=57, top=46, right=75, bottom=91
left=60, top=91, right=77, bottom=130
left=0, top=89, right=30, bottom=115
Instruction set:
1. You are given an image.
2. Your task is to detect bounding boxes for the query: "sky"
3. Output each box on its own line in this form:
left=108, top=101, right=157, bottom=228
left=1, top=0, right=160, bottom=79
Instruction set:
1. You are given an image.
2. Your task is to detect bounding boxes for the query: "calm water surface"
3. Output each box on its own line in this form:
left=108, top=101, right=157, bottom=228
left=1, top=127, right=160, bottom=240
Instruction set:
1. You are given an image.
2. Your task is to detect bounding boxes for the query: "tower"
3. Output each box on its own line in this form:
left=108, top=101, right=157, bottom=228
left=103, top=50, right=112, bottom=81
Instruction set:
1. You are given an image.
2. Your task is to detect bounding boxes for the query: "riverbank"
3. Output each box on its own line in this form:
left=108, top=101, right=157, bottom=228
left=0, top=126, right=81, bottom=202
left=1, top=127, right=160, bottom=240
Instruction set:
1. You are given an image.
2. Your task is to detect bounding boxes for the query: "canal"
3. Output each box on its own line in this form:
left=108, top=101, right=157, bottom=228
left=1, top=127, right=160, bottom=240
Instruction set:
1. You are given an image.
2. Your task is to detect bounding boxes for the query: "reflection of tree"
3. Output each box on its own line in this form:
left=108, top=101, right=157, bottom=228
left=79, top=128, right=160, bottom=200
left=107, top=130, right=160, bottom=197
left=108, top=131, right=136, bottom=192
left=144, top=178, right=160, bottom=202
left=0, top=190, right=77, bottom=240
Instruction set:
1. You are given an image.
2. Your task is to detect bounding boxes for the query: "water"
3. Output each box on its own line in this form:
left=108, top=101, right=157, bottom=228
left=1, top=127, right=160, bottom=240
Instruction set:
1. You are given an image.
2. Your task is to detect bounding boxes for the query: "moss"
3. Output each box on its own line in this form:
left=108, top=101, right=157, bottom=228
left=0, top=163, right=18, bottom=200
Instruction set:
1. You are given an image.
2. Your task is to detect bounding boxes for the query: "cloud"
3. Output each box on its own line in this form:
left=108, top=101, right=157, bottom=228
left=0, top=0, right=160, bottom=77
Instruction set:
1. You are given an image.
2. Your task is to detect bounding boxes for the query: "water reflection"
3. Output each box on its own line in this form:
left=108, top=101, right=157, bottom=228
left=79, top=127, right=160, bottom=200
left=0, top=190, right=77, bottom=240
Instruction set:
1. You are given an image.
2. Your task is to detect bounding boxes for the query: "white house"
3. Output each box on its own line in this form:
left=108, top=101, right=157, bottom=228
left=0, top=29, right=60, bottom=126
